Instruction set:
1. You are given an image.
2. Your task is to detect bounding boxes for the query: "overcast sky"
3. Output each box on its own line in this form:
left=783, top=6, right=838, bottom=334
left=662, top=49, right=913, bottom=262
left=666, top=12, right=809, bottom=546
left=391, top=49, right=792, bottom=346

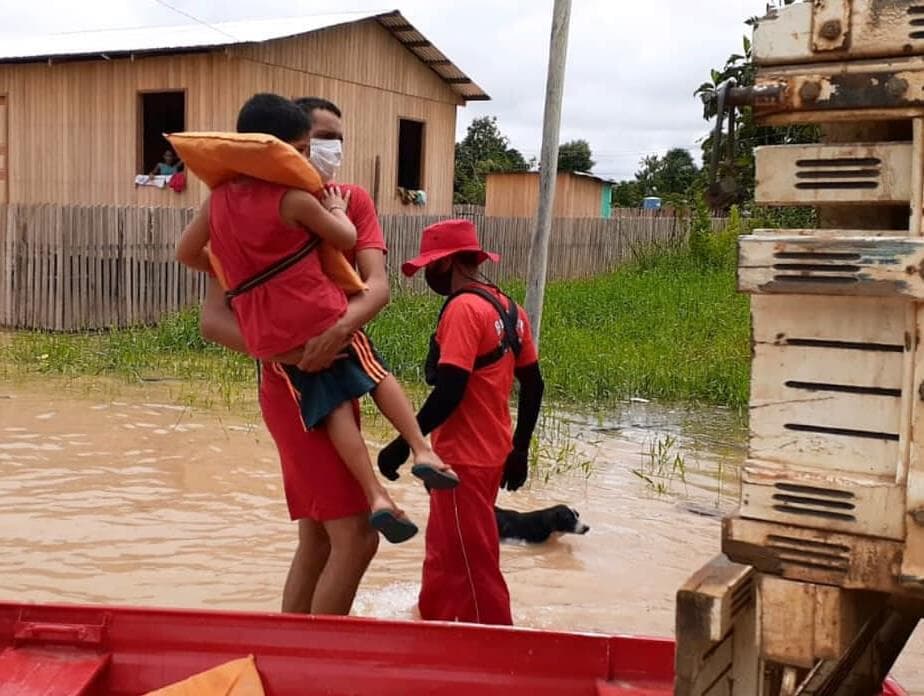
left=0, top=0, right=773, bottom=181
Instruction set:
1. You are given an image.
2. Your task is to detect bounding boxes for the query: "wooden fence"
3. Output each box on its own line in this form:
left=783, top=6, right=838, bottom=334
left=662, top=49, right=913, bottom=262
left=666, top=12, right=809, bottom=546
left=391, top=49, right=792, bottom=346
left=451, top=204, right=485, bottom=219
left=0, top=203, right=720, bottom=331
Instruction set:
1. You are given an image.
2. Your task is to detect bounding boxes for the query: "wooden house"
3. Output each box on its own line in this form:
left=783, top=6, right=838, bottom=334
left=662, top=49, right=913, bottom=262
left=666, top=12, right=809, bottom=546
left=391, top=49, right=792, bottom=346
left=0, top=10, right=487, bottom=215
left=484, top=171, right=614, bottom=218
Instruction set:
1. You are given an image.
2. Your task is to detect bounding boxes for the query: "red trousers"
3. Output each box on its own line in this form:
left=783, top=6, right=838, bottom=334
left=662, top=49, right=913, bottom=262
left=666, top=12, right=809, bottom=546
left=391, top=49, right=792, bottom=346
left=418, top=464, right=512, bottom=626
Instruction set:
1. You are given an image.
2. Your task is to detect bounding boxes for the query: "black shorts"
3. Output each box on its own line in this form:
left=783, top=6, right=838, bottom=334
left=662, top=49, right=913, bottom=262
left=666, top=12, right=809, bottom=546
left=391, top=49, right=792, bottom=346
left=279, top=331, right=389, bottom=430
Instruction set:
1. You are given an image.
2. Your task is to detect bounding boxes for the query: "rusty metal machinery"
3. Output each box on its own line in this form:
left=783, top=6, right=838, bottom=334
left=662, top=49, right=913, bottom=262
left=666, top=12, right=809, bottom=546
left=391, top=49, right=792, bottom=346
left=677, top=2, right=924, bottom=694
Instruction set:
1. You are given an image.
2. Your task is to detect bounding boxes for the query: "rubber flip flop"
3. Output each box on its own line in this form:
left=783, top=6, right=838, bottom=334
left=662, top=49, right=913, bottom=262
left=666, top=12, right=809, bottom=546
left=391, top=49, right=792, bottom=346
left=411, top=464, right=460, bottom=490
left=369, top=509, right=418, bottom=544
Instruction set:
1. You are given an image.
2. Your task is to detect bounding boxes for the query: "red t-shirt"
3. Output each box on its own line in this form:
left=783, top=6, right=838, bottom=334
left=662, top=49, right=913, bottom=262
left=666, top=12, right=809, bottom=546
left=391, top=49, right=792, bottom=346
left=256, top=184, right=385, bottom=520
left=257, top=184, right=385, bottom=394
left=431, top=285, right=539, bottom=470
left=209, top=177, right=348, bottom=358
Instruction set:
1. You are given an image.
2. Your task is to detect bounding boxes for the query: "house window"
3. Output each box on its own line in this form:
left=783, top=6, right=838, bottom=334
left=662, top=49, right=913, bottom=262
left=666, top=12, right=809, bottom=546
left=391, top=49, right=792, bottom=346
left=397, top=119, right=424, bottom=190
left=138, top=91, right=185, bottom=174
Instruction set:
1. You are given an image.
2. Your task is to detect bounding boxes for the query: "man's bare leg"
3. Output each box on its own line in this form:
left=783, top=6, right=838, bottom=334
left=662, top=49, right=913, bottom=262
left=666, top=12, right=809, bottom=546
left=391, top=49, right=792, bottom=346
left=311, top=513, right=379, bottom=615
left=281, top=518, right=331, bottom=614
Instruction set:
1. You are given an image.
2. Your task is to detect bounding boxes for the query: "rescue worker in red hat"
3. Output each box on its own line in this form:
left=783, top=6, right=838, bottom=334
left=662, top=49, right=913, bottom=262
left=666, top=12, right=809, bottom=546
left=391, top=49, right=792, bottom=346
left=377, top=218, right=545, bottom=625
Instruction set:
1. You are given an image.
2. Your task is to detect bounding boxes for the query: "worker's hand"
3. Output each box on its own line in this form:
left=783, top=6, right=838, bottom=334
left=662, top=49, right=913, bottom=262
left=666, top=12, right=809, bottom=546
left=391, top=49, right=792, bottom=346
left=297, top=321, right=352, bottom=372
left=501, top=448, right=529, bottom=492
left=378, top=437, right=410, bottom=481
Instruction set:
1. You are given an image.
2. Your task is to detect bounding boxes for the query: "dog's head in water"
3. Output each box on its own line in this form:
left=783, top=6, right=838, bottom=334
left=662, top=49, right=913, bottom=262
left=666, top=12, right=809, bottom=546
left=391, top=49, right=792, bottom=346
left=553, top=505, right=590, bottom=535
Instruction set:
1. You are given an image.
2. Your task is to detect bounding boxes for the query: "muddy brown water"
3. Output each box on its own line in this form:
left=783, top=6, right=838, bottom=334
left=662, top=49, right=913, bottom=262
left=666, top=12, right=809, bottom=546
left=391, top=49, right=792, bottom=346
left=1, top=382, right=923, bottom=691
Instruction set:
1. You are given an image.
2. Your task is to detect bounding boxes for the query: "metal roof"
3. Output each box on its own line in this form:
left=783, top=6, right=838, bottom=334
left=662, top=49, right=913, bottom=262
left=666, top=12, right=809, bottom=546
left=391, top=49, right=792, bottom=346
left=495, top=170, right=615, bottom=185
left=572, top=171, right=616, bottom=185
left=0, top=9, right=489, bottom=101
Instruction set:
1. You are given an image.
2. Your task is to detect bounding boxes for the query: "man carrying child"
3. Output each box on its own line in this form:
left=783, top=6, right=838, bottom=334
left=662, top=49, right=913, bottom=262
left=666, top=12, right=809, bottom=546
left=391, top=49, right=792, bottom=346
left=188, top=95, right=450, bottom=614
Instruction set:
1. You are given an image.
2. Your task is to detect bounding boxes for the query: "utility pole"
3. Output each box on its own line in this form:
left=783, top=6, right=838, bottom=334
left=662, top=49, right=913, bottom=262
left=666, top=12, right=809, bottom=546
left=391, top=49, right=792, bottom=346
left=524, top=0, right=571, bottom=347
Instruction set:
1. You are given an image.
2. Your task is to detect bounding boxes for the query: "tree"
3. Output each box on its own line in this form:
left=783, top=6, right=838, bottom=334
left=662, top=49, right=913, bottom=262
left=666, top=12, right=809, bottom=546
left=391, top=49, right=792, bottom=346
left=612, top=179, right=643, bottom=208
left=454, top=116, right=531, bottom=205
left=634, top=155, right=661, bottom=197
left=694, top=31, right=818, bottom=209
left=629, top=148, right=700, bottom=205
left=557, top=139, right=595, bottom=172
left=655, top=148, right=699, bottom=195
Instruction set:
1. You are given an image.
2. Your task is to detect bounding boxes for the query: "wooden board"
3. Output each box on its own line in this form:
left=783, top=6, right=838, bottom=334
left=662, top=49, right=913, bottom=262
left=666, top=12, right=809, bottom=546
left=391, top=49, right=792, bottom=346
left=756, top=575, right=876, bottom=669
left=675, top=556, right=759, bottom=696
left=676, top=555, right=755, bottom=645
left=757, top=574, right=817, bottom=669
left=752, top=342, right=903, bottom=393
left=749, top=341, right=903, bottom=478
left=754, top=143, right=912, bottom=206
left=750, top=228, right=900, bottom=239
left=754, top=1, right=924, bottom=65
left=749, top=293, right=908, bottom=478
left=749, top=402, right=900, bottom=481
left=740, top=460, right=905, bottom=540
left=751, top=295, right=908, bottom=346
left=0, top=96, right=7, bottom=206
left=739, top=236, right=924, bottom=299
left=722, top=516, right=906, bottom=595
left=901, top=302, right=924, bottom=589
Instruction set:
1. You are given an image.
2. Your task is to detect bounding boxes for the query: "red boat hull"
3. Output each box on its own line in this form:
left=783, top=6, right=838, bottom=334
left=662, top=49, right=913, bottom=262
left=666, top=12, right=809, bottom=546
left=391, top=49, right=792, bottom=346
left=0, top=601, right=906, bottom=695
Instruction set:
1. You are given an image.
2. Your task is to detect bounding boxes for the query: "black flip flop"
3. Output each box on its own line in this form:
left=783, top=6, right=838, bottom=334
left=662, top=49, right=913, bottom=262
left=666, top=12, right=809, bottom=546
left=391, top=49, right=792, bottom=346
left=411, top=464, right=460, bottom=490
left=369, top=509, right=418, bottom=544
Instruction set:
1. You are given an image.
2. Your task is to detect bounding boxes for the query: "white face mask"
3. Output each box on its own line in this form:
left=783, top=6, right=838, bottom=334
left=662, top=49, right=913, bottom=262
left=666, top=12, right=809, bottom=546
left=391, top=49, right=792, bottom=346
left=309, top=138, right=342, bottom=182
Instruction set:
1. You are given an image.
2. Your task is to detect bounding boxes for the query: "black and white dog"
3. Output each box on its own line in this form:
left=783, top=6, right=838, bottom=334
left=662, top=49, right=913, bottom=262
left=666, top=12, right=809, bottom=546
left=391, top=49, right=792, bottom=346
left=494, top=505, right=590, bottom=544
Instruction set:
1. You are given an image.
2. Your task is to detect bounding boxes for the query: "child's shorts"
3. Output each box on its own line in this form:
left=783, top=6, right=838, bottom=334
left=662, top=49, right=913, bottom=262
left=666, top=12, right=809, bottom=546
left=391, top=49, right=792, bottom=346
left=279, top=331, right=389, bottom=430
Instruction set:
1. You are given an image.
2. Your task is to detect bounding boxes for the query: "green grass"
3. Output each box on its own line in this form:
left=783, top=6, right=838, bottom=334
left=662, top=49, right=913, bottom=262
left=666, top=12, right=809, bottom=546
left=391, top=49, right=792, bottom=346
left=3, top=225, right=751, bottom=409
left=1, top=310, right=256, bottom=409
left=368, top=224, right=750, bottom=409
left=536, top=235, right=750, bottom=407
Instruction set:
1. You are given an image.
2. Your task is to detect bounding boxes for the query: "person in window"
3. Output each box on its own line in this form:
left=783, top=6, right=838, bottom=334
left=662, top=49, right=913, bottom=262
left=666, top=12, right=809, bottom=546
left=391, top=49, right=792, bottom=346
left=149, top=149, right=183, bottom=178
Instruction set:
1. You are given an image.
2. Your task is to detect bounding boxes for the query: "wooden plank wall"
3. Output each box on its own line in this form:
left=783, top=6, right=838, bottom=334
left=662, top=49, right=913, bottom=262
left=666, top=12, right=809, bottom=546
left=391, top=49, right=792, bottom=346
left=0, top=95, right=6, bottom=205
left=0, top=203, right=714, bottom=331
left=485, top=172, right=607, bottom=218
left=0, top=20, right=459, bottom=215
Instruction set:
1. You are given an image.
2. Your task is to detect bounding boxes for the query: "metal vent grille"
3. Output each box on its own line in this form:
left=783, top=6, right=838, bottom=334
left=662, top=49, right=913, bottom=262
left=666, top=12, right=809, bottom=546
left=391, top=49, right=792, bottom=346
left=771, top=483, right=857, bottom=523
left=769, top=250, right=862, bottom=286
left=794, top=157, right=882, bottom=190
left=765, top=534, right=850, bottom=576
left=910, top=6, right=924, bottom=39
left=730, top=577, right=753, bottom=620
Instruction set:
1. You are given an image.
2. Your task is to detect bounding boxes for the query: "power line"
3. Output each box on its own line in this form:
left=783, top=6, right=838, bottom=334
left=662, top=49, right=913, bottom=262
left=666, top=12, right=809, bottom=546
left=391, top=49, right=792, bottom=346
left=150, top=0, right=239, bottom=41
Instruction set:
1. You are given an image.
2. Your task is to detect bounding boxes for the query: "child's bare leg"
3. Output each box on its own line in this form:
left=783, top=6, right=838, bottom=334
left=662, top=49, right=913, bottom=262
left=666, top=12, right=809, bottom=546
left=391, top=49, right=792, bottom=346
left=371, top=375, right=457, bottom=483
left=325, top=402, right=398, bottom=514
left=326, top=403, right=418, bottom=544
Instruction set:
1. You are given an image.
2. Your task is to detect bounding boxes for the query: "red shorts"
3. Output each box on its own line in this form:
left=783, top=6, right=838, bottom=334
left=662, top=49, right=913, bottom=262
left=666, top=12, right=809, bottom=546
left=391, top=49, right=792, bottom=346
left=259, top=362, right=368, bottom=522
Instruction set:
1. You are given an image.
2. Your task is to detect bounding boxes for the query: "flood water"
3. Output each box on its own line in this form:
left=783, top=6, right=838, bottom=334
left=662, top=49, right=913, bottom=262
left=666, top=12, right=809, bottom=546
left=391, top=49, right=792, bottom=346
left=1, top=380, right=922, bottom=692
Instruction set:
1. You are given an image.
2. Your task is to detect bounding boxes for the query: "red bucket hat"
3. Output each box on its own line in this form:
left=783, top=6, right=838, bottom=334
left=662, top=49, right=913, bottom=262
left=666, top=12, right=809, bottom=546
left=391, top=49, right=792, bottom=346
left=401, top=219, right=500, bottom=277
